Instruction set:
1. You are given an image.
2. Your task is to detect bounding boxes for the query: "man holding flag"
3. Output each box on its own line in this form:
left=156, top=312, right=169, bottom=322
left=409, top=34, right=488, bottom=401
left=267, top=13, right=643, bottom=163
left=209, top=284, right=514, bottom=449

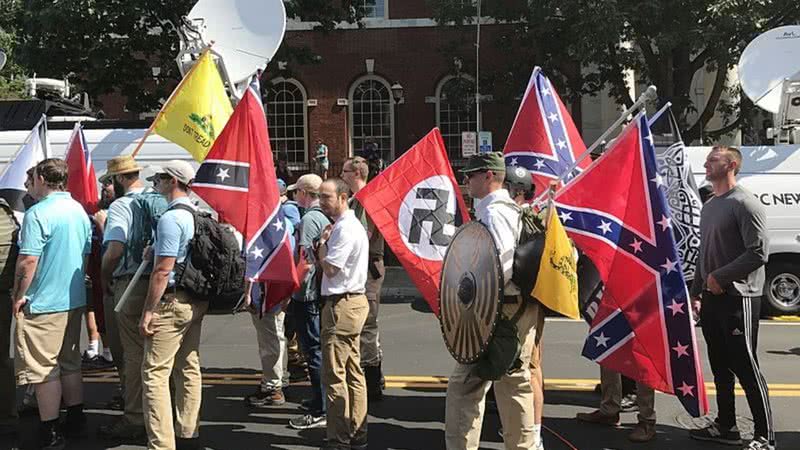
left=446, top=152, right=541, bottom=450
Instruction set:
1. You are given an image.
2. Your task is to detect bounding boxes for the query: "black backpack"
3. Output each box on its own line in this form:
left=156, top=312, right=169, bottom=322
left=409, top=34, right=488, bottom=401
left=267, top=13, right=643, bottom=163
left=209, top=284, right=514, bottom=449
left=170, top=204, right=246, bottom=314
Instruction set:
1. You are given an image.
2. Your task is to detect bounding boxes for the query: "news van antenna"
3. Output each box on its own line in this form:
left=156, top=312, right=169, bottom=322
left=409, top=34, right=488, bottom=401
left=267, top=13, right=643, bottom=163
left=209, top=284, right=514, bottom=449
left=176, top=0, right=287, bottom=100
left=738, top=25, right=800, bottom=143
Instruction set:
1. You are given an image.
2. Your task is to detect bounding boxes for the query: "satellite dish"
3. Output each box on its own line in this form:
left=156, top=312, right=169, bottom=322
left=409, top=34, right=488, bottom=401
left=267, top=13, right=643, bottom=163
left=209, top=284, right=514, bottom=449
left=0, top=51, right=6, bottom=72
left=187, top=0, right=287, bottom=84
left=738, top=25, right=800, bottom=114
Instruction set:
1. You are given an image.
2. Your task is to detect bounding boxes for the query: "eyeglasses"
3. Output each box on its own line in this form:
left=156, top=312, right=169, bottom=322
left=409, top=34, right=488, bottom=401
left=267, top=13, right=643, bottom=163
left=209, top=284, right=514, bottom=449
left=464, top=170, right=487, bottom=180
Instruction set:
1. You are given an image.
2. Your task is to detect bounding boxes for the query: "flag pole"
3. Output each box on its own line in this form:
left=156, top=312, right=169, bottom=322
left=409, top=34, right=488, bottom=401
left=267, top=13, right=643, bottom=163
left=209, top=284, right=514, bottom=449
left=531, top=85, right=657, bottom=206
left=130, top=44, right=215, bottom=157
left=0, top=114, right=48, bottom=181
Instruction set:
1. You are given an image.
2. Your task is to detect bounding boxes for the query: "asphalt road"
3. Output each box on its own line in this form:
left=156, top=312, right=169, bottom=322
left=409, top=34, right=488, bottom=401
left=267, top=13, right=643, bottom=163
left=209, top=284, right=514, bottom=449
left=5, top=299, right=800, bottom=450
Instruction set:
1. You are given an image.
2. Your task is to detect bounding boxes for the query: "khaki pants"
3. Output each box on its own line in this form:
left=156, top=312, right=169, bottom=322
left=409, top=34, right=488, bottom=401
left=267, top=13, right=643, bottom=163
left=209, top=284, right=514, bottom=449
left=251, top=309, right=287, bottom=390
left=321, top=294, right=369, bottom=446
left=15, top=307, right=83, bottom=385
left=360, top=259, right=384, bottom=367
left=599, top=366, right=656, bottom=423
left=142, top=293, right=208, bottom=450
left=445, top=300, right=541, bottom=450
left=114, top=276, right=150, bottom=425
left=0, top=293, right=16, bottom=425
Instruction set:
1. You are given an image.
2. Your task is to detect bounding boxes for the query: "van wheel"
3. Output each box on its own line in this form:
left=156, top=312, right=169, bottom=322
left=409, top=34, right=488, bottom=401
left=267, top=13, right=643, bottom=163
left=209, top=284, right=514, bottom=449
left=764, top=263, right=800, bottom=316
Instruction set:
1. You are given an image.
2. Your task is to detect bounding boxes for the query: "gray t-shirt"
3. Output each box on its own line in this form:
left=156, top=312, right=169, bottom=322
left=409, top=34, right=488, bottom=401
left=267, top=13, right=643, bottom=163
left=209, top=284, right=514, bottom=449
left=690, top=184, right=768, bottom=297
left=293, top=205, right=331, bottom=303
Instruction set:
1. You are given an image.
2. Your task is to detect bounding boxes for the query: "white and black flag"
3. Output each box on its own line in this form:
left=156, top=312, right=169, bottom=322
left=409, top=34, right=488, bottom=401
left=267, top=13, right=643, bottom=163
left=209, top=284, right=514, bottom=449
left=650, top=108, right=702, bottom=282
left=0, top=115, right=50, bottom=221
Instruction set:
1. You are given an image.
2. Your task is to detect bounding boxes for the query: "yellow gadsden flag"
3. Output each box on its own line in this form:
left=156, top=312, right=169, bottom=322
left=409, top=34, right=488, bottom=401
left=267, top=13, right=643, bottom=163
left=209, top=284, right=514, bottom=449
left=531, top=206, right=580, bottom=319
left=152, top=51, right=232, bottom=161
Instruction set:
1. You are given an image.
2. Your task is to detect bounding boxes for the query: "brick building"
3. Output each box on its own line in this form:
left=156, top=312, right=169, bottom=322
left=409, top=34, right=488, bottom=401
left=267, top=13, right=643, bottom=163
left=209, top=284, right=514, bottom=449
left=260, top=0, right=571, bottom=177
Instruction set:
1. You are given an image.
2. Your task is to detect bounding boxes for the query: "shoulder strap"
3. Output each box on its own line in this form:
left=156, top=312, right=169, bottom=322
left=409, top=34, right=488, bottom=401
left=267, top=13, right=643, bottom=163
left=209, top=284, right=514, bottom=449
left=169, top=203, right=196, bottom=215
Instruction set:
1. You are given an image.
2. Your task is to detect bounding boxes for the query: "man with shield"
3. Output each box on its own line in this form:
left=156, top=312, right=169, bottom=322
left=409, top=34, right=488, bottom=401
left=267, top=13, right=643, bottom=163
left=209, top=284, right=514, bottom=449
left=444, top=152, right=543, bottom=450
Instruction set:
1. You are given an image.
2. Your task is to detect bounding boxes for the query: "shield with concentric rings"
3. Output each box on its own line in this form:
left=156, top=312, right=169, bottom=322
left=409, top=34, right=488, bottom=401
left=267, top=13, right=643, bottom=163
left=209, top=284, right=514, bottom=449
left=439, top=221, right=503, bottom=364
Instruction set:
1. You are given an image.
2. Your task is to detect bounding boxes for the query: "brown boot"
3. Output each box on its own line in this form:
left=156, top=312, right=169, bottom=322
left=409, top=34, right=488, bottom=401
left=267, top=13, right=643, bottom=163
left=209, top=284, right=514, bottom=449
left=575, top=410, right=620, bottom=426
left=628, top=421, right=656, bottom=442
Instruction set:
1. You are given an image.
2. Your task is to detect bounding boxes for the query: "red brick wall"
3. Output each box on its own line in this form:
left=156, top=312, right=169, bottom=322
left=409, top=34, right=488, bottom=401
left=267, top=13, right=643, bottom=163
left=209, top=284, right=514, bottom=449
left=267, top=24, right=526, bottom=170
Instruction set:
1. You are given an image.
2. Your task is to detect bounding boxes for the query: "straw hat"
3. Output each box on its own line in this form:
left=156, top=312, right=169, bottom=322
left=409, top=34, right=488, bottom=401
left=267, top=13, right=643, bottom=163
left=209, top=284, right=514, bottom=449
left=100, top=155, right=142, bottom=183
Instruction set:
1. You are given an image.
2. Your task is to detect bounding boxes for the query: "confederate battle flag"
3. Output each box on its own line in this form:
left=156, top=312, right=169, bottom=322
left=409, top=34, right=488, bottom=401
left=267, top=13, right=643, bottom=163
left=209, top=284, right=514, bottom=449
left=504, top=67, right=591, bottom=195
left=355, top=128, right=469, bottom=316
left=192, top=78, right=298, bottom=310
left=554, top=113, right=708, bottom=417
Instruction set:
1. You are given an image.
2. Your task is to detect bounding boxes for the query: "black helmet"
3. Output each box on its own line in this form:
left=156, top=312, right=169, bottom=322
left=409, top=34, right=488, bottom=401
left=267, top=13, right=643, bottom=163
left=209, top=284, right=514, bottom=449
left=505, top=165, right=533, bottom=197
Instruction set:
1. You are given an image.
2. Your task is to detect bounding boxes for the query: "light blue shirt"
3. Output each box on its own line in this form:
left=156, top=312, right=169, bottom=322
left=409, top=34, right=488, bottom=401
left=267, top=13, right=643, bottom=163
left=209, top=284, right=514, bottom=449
left=154, top=196, right=195, bottom=286
left=103, top=187, right=145, bottom=277
left=19, top=192, right=91, bottom=314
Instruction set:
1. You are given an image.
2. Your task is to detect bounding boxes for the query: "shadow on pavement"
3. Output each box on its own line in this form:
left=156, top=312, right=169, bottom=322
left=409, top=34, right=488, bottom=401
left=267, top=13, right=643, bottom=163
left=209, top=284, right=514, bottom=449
left=766, top=347, right=800, bottom=357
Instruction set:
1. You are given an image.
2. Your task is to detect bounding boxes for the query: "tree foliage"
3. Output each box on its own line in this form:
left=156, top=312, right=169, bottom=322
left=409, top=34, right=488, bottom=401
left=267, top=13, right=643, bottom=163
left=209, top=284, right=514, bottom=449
left=0, top=1, right=29, bottom=100
left=430, top=0, right=800, bottom=142
left=13, top=0, right=365, bottom=113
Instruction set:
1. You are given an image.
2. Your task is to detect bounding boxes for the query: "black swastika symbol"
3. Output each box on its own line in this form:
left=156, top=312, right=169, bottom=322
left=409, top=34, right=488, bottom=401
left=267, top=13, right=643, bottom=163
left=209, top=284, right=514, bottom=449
left=408, top=188, right=455, bottom=246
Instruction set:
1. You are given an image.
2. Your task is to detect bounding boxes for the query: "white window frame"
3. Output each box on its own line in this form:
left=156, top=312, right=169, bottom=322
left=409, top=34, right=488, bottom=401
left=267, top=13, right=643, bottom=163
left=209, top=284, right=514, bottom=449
left=348, top=74, right=395, bottom=159
left=435, top=74, right=478, bottom=163
left=265, top=77, right=309, bottom=169
left=360, top=0, right=388, bottom=19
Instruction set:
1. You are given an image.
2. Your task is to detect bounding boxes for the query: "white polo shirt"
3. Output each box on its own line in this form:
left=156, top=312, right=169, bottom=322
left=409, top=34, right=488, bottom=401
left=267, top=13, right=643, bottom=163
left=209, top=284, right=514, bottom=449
left=474, top=189, right=521, bottom=295
left=321, top=209, right=369, bottom=296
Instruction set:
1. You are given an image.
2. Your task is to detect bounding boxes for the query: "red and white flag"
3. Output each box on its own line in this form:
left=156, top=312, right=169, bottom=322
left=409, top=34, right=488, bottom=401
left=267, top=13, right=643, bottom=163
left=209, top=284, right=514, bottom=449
left=65, top=123, right=99, bottom=214
left=504, top=67, right=591, bottom=195
left=355, top=128, right=469, bottom=316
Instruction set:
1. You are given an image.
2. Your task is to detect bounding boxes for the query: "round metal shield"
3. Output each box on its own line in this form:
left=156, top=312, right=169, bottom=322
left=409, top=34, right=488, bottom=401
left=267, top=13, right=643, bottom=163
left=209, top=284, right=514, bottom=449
left=439, top=221, right=504, bottom=364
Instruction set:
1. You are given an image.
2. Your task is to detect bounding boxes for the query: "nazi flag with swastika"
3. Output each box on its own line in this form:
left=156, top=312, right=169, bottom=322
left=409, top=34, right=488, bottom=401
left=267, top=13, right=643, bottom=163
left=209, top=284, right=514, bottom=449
left=354, top=128, right=469, bottom=316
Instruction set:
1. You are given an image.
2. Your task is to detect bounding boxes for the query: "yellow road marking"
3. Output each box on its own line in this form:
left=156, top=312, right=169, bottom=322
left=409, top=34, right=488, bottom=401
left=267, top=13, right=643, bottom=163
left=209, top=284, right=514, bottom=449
left=82, top=373, right=800, bottom=396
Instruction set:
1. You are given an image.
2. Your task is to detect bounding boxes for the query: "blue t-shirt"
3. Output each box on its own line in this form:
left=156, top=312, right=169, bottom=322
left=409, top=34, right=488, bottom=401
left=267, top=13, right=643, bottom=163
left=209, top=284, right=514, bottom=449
left=154, top=196, right=195, bottom=286
left=19, top=192, right=91, bottom=314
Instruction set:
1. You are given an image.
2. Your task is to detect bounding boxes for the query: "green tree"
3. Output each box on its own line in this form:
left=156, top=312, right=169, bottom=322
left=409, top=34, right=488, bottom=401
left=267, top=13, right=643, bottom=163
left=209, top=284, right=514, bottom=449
left=430, top=0, right=800, bottom=142
left=15, top=0, right=365, bottom=113
left=0, top=1, right=29, bottom=100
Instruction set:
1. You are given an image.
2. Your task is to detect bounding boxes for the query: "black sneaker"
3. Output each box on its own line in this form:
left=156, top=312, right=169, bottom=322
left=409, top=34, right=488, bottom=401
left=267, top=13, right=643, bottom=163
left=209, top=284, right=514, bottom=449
left=102, top=395, right=125, bottom=411
left=40, top=424, right=65, bottom=450
left=743, top=437, right=775, bottom=450
left=620, top=393, right=639, bottom=412
left=298, top=398, right=319, bottom=413
left=98, top=417, right=147, bottom=442
left=689, top=422, right=742, bottom=445
left=289, top=414, right=326, bottom=430
left=82, top=352, right=114, bottom=371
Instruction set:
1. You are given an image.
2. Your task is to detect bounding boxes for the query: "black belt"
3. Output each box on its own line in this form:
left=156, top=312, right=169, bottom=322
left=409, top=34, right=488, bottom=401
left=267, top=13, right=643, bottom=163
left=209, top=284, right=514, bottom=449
left=321, top=292, right=364, bottom=302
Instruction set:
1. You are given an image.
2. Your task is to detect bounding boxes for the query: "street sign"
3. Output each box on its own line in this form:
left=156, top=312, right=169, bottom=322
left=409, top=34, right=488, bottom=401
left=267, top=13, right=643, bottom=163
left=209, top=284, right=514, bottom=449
left=479, top=131, right=493, bottom=153
left=462, top=131, right=477, bottom=157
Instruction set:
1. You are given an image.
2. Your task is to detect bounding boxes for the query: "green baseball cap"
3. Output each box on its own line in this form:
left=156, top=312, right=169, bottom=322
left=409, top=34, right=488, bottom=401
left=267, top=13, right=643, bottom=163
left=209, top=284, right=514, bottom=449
left=460, top=152, right=507, bottom=173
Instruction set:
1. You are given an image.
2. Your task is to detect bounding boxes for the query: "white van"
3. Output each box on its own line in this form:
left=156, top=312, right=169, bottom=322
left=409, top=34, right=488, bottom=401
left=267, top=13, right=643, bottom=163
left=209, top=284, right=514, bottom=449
left=0, top=127, right=195, bottom=175
left=686, top=145, right=800, bottom=315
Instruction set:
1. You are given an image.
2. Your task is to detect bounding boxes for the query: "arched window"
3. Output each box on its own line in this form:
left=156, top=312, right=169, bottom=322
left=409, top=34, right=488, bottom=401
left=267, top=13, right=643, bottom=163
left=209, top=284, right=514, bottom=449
left=349, top=75, right=394, bottom=160
left=265, top=78, right=308, bottom=167
left=436, top=76, right=477, bottom=165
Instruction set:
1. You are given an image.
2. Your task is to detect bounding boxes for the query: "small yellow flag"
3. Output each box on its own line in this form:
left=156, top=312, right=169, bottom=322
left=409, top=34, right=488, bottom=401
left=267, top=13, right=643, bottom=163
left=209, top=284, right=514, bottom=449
left=531, top=206, right=580, bottom=320
left=152, top=51, right=233, bottom=161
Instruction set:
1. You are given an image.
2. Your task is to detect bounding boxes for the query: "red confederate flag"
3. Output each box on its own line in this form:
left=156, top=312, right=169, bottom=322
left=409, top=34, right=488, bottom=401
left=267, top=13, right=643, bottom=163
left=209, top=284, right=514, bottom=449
left=65, top=123, right=99, bottom=214
left=355, top=128, right=469, bottom=316
left=555, top=113, right=708, bottom=417
left=504, top=67, right=591, bottom=195
left=192, top=78, right=298, bottom=310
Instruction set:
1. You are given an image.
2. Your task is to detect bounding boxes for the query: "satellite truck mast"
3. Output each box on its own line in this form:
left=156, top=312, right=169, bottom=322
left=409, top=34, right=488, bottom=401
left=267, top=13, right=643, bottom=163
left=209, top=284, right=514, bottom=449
left=174, top=0, right=287, bottom=101
left=738, top=25, right=800, bottom=144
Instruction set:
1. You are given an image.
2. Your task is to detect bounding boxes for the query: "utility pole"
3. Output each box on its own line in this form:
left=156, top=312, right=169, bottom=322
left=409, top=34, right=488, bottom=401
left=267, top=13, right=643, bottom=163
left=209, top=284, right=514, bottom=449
left=475, top=0, right=481, bottom=132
